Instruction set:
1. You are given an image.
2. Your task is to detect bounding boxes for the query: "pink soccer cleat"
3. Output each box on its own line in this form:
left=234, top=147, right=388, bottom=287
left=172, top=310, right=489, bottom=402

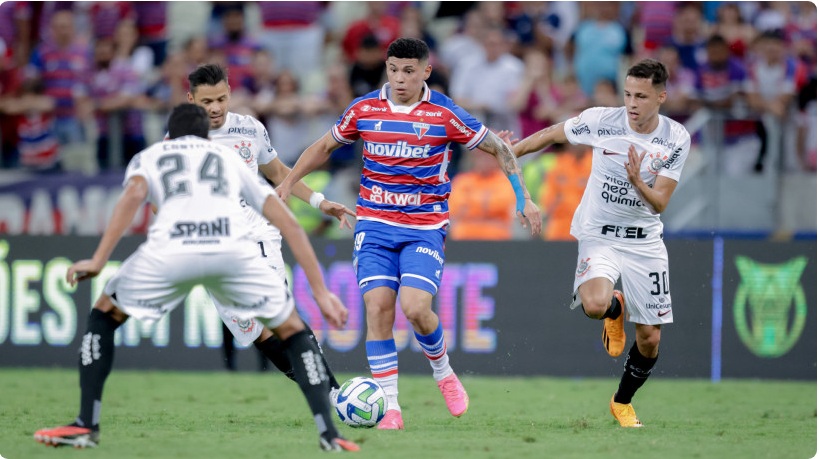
left=376, top=409, right=404, bottom=430
left=437, top=373, right=469, bottom=417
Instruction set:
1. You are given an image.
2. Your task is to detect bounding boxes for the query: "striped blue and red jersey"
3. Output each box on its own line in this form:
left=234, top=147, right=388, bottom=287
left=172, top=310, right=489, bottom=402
left=332, top=83, right=488, bottom=230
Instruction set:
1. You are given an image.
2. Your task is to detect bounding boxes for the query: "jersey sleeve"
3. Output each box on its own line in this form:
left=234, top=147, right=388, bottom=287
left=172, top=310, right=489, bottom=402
left=255, top=119, right=279, bottom=165
left=331, top=99, right=362, bottom=144
left=445, top=103, right=488, bottom=150
left=122, top=151, right=153, bottom=204
left=658, top=127, right=691, bottom=182
left=227, top=146, right=275, bottom=213
left=563, top=107, right=605, bottom=146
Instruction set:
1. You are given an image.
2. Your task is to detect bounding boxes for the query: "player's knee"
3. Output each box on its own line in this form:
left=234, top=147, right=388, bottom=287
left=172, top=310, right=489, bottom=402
left=636, top=331, right=661, bottom=357
left=578, top=297, right=607, bottom=319
left=93, top=295, right=128, bottom=324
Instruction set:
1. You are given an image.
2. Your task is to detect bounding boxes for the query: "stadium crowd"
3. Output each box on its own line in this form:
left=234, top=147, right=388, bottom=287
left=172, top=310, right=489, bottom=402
left=0, top=1, right=815, bottom=239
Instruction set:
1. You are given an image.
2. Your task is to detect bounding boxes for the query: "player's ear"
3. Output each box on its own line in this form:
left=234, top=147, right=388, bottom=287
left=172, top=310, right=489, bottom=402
left=657, top=88, right=667, bottom=104
left=423, top=63, right=432, bottom=80
left=186, top=91, right=194, bottom=103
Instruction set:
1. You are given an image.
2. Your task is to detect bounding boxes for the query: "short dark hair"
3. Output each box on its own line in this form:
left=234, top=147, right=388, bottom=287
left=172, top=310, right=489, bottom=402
left=387, top=37, right=429, bottom=61
left=188, top=63, right=228, bottom=92
left=626, top=59, right=669, bottom=88
left=167, top=103, right=209, bottom=139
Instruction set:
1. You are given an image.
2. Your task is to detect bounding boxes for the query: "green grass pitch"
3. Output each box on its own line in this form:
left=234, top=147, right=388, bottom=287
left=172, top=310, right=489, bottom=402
left=1, top=369, right=815, bottom=459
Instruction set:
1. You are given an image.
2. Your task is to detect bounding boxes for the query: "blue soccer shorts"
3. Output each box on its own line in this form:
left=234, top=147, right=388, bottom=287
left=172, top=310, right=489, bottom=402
left=353, top=219, right=446, bottom=296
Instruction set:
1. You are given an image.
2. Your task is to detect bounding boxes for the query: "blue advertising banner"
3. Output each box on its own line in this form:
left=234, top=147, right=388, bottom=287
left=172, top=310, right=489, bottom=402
left=0, top=237, right=814, bottom=380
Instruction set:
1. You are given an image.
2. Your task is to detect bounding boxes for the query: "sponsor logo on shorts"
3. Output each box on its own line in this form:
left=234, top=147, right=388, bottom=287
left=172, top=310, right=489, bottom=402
left=416, top=246, right=444, bottom=265
left=601, top=224, right=647, bottom=239
left=231, top=296, right=272, bottom=310
left=658, top=310, right=672, bottom=317
left=602, top=149, right=619, bottom=155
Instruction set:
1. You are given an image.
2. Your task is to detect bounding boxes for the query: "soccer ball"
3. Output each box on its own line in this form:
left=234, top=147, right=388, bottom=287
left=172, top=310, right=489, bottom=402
left=334, top=376, right=388, bottom=428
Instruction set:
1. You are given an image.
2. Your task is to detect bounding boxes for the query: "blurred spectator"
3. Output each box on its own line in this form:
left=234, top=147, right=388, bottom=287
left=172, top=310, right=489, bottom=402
left=795, top=75, right=817, bottom=171
left=0, top=77, right=59, bottom=171
left=475, top=1, right=508, bottom=30
left=511, top=49, right=563, bottom=139
left=88, top=1, right=135, bottom=40
left=507, top=1, right=554, bottom=56
left=753, top=2, right=788, bottom=33
left=27, top=8, right=93, bottom=171
left=133, top=1, right=169, bottom=67
left=745, top=30, right=800, bottom=172
left=693, top=34, right=747, bottom=113
left=341, top=2, right=401, bottom=63
left=307, top=62, right=358, bottom=175
left=710, top=2, right=758, bottom=59
left=89, top=38, right=146, bottom=170
left=450, top=26, right=524, bottom=133
left=349, top=34, right=386, bottom=98
left=784, top=1, right=817, bottom=70
left=656, top=44, right=696, bottom=121
left=438, top=8, right=486, bottom=79
left=591, top=79, right=619, bottom=107
left=256, top=70, right=311, bottom=167
left=256, top=1, right=325, bottom=80
left=113, top=19, right=155, bottom=83
left=0, top=1, right=33, bottom=68
left=399, top=4, right=437, bottom=54
left=668, top=2, right=708, bottom=71
left=568, top=2, right=631, bottom=97
left=539, top=143, right=591, bottom=241
left=448, top=149, right=516, bottom=241
left=244, top=48, right=279, bottom=119
left=141, top=52, right=189, bottom=139
left=636, top=1, right=676, bottom=53
left=209, top=4, right=262, bottom=95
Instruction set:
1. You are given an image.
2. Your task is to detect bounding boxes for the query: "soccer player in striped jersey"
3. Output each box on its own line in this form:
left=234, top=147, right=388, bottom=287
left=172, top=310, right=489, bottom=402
left=278, top=37, right=542, bottom=430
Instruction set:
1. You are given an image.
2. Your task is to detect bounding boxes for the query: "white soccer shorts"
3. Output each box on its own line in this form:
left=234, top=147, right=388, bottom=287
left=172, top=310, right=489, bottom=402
left=571, top=238, right=673, bottom=325
left=211, top=238, right=291, bottom=346
left=104, top=243, right=293, bottom=332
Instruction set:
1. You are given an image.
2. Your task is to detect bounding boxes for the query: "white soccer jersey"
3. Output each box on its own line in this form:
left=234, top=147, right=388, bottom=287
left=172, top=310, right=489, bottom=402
left=563, top=106, right=690, bottom=244
left=124, top=135, right=275, bottom=254
left=208, top=112, right=281, bottom=244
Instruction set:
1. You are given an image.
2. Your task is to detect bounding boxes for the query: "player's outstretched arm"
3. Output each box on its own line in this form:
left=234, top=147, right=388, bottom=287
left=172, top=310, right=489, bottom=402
left=260, top=194, right=349, bottom=328
left=513, top=121, right=568, bottom=158
left=260, top=157, right=356, bottom=230
left=276, top=131, right=341, bottom=201
left=478, top=130, right=542, bottom=236
left=66, top=176, right=148, bottom=286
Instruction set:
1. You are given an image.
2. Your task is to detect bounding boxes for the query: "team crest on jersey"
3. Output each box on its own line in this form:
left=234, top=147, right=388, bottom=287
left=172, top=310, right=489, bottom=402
left=647, top=152, right=669, bottom=175
left=234, top=141, right=253, bottom=163
left=576, top=258, right=591, bottom=277
left=412, top=122, right=430, bottom=139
